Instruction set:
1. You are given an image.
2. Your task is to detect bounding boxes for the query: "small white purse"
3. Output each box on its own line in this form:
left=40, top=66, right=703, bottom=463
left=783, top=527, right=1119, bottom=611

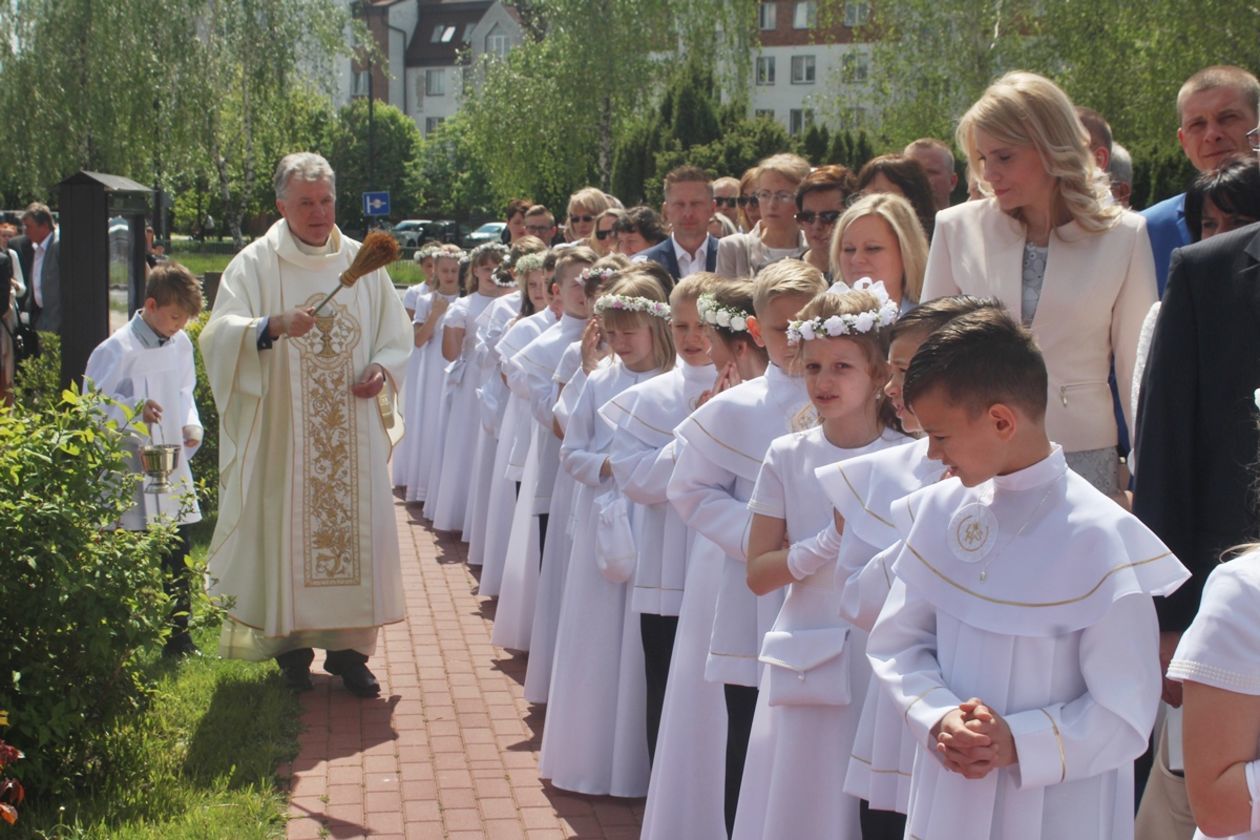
left=758, top=626, right=852, bottom=707
left=594, top=491, right=637, bottom=583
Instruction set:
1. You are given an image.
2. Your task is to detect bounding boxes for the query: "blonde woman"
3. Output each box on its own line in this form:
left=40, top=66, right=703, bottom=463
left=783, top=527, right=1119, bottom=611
left=830, top=192, right=928, bottom=307
left=566, top=186, right=613, bottom=243
left=921, top=70, right=1156, bottom=498
left=716, top=154, right=811, bottom=279
left=592, top=208, right=626, bottom=256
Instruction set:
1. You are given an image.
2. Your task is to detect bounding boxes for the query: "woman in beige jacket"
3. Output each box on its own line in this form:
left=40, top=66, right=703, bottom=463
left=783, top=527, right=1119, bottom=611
left=922, top=71, right=1157, bottom=497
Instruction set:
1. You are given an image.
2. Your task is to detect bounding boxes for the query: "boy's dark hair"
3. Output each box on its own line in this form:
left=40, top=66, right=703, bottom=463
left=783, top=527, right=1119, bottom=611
left=888, top=294, right=1002, bottom=343
left=903, top=306, right=1047, bottom=419
left=145, top=262, right=204, bottom=316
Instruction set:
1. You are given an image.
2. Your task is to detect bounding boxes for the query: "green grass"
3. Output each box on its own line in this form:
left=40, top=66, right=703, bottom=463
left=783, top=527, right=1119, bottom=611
left=10, top=520, right=302, bottom=840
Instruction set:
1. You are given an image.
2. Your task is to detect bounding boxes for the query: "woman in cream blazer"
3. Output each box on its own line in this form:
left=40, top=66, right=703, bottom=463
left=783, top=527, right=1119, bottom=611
left=922, top=71, right=1156, bottom=496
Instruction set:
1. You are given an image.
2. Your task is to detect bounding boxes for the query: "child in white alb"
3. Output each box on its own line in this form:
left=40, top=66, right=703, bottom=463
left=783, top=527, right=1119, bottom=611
left=735, top=282, right=910, bottom=840
left=667, top=259, right=828, bottom=836
left=540, top=268, right=675, bottom=797
left=391, top=249, right=432, bottom=488
left=866, top=307, right=1188, bottom=840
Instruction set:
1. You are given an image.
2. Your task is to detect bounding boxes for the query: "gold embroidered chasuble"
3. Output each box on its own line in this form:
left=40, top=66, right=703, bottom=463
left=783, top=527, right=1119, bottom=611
left=200, top=220, right=412, bottom=660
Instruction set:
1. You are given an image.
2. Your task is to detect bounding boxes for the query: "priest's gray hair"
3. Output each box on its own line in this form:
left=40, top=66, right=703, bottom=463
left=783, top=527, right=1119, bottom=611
left=274, top=152, right=336, bottom=200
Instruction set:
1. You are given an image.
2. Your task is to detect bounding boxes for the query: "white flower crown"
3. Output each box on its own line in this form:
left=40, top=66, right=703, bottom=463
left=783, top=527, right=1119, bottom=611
left=514, top=252, right=547, bottom=276
left=787, top=278, right=899, bottom=344
left=697, top=292, right=752, bottom=333
left=594, top=293, right=671, bottom=320
left=471, top=241, right=510, bottom=266
left=415, top=245, right=443, bottom=262
left=435, top=248, right=466, bottom=263
left=576, top=266, right=620, bottom=287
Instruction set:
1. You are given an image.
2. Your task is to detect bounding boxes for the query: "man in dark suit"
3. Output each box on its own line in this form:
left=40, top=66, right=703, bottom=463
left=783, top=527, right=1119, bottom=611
left=11, top=202, right=61, bottom=332
left=1132, top=217, right=1260, bottom=836
left=635, top=165, right=719, bottom=287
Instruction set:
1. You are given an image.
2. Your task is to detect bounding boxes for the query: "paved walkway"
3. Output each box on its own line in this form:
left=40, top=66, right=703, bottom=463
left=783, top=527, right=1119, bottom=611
left=283, top=498, right=645, bottom=839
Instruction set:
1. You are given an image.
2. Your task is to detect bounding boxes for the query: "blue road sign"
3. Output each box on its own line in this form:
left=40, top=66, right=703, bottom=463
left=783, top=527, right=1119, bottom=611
left=363, top=191, right=391, bottom=216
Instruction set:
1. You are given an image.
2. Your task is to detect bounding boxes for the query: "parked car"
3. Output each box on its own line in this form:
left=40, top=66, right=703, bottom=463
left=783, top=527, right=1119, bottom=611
left=463, top=221, right=506, bottom=249
left=425, top=220, right=461, bottom=244
left=390, top=219, right=431, bottom=248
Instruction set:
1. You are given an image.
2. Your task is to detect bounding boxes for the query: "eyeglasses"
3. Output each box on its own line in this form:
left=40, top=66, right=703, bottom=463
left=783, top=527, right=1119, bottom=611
left=1249, top=126, right=1260, bottom=151
left=569, top=214, right=594, bottom=225
left=755, top=190, right=795, bottom=205
left=715, top=197, right=738, bottom=209
left=525, top=224, right=553, bottom=235
left=794, top=210, right=843, bottom=225
left=595, top=229, right=615, bottom=240
left=737, top=195, right=757, bottom=207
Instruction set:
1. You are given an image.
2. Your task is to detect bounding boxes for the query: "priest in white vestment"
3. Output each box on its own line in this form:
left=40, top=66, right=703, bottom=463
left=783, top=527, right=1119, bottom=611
left=199, top=153, right=412, bottom=697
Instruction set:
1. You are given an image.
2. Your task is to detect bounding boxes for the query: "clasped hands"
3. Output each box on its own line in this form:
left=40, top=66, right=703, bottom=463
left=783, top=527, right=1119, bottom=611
left=931, top=698, right=1018, bottom=780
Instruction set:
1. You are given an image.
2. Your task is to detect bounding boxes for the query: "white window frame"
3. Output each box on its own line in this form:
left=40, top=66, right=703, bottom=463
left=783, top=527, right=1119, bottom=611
left=842, top=51, right=870, bottom=83
left=486, top=31, right=510, bottom=58
left=430, top=24, right=445, bottom=43
left=789, top=108, right=814, bottom=136
left=426, top=68, right=445, bottom=97
left=844, top=0, right=870, bottom=27
left=425, top=116, right=446, bottom=134
left=790, top=55, right=816, bottom=85
left=758, top=2, right=777, bottom=30
left=793, top=0, right=816, bottom=29
left=352, top=69, right=370, bottom=97
left=755, top=55, right=776, bottom=86
left=754, top=108, right=775, bottom=120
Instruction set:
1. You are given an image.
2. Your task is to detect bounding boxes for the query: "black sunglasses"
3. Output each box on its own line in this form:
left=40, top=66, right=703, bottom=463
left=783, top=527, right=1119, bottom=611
left=794, top=210, right=843, bottom=225
left=737, top=195, right=756, bottom=207
left=715, top=197, right=738, bottom=209
left=570, top=214, right=594, bottom=224
left=595, top=229, right=614, bottom=240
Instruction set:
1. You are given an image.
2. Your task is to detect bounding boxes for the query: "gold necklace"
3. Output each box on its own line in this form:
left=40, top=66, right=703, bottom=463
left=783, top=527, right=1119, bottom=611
left=976, top=476, right=1061, bottom=583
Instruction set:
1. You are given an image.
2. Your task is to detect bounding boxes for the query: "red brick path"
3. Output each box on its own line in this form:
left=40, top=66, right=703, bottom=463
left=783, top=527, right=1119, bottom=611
left=283, top=498, right=646, bottom=839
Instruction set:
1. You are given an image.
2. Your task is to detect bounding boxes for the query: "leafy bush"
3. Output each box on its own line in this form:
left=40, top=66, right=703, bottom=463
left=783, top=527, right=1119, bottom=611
left=0, top=389, right=178, bottom=794
left=13, top=332, right=62, bottom=414
left=182, top=313, right=219, bottom=516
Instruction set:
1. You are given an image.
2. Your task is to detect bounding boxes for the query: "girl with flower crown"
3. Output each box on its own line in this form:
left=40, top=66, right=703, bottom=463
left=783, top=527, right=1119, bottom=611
left=403, top=247, right=463, bottom=505
left=393, top=246, right=440, bottom=489
left=426, top=243, right=513, bottom=531
left=668, top=259, right=827, bottom=836
left=539, top=268, right=675, bottom=797
left=735, top=284, right=909, bottom=840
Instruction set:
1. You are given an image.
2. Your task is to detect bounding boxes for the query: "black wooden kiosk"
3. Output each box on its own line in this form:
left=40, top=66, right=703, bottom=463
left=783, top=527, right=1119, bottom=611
left=57, top=171, right=152, bottom=388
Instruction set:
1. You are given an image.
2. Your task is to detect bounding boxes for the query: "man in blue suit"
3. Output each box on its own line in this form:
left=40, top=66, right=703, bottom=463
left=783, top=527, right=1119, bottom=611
left=635, top=165, right=720, bottom=289
left=1142, top=65, right=1258, bottom=295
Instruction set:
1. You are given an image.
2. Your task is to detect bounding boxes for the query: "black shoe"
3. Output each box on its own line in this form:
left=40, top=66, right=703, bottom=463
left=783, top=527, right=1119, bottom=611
left=280, top=663, right=314, bottom=692
left=324, top=657, right=380, bottom=698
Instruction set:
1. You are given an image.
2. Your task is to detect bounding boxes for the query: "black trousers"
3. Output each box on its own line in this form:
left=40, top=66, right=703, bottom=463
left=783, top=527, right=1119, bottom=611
left=723, top=683, right=758, bottom=837
left=859, top=799, right=907, bottom=840
left=639, top=612, right=679, bottom=767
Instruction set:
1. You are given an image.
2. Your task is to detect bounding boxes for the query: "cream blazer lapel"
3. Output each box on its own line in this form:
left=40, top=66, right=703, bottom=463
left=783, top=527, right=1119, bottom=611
left=981, top=209, right=1027, bottom=322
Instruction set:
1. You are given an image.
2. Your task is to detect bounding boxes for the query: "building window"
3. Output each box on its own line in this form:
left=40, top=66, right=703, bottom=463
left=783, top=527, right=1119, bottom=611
left=426, top=69, right=445, bottom=97
left=425, top=117, right=446, bottom=134
left=432, top=24, right=456, bottom=44
left=790, top=55, right=815, bottom=84
left=755, top=56, right=775, bottom=86
left=486, top=25, right=510, bottom=58
left=758, top=2, right=776, bottom=29
left=789, top=108, right=814, bottom=136
left=352, top=70, right=370, bottom=97
left=842, top=52, right=870, bottom=83
left=793, top=0, right=816, bottom=28
left=844, top=0, right=870, bottom=26
left=755, top=108, right=775, bottom=120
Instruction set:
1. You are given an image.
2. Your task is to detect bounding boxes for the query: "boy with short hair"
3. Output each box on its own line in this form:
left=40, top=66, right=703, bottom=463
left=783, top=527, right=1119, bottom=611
left=86, top=262, right=206, bottom=658
left=866, top=307, right=1189, bottom=840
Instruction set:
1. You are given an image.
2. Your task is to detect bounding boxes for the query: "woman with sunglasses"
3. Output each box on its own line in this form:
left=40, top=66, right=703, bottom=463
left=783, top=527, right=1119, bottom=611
left=592, top=208, right=626, bottom=256
left=716, top=154, right=811, bottom=279
left=795, top=164, right=856, bottom=282
left=566, top=187, right=614, bottom=243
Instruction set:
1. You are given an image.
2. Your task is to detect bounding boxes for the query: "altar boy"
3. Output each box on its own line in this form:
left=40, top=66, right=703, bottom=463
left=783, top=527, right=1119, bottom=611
left=86, top=262, right=205, bottom=658
left=866, top=307, right=1188, bottom=840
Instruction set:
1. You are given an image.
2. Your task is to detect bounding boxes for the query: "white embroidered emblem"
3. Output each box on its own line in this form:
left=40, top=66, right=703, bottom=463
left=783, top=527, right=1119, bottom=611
left=949, top=502, right=997, bottom=563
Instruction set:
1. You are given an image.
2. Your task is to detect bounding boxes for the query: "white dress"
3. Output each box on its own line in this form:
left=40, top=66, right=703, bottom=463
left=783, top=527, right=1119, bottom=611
left=668, top=363, right=817, bottom=688
left=538, top=359, right=659, bottom=796
left=814, top=436, right=944, bottom=814
left=404, top=292, right=457, bottom=504
left=392, top=282, right=429, bottom=487
left=523, top=343, right=586, bottom=704
left=491, top=314, right=588, bottom=651
left=867, top=446, right=1189, bottom=840
left=732, top=426, right=907, bottom=840
left=639, top=530, right=729, bottom=840
left=429, top=291, right=498, bottom=532
left=464, top=293, right=520, bottom=555
left=477, top=308, right=556, bottom=596
left=1168, top=550, right=1260, bottom=840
